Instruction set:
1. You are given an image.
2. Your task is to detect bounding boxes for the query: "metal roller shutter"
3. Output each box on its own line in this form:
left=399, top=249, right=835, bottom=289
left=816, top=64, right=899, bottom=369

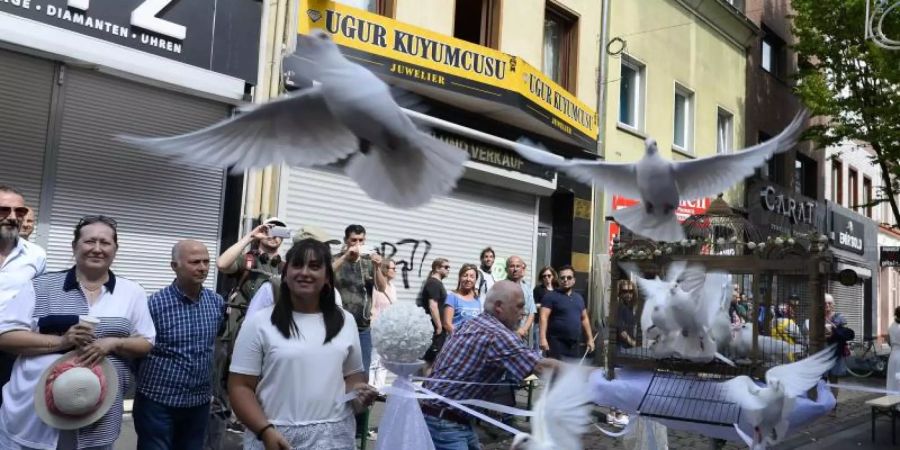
left=44, top=68, right=230, bottom=292
left=830, top=280, right=864, bottom=340
left=279, top=167, right=538, bottom=303
left=0, top=49, right=54, bottom=226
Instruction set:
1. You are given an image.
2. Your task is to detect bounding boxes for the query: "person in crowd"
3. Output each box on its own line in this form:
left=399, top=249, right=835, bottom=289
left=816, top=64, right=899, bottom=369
left=0, top=215, right=156, bottom=449
left=887, top=306, right=900, bottom=394
left=476, top=247, right=496, bottom=298
left=532, top=266, right=558, bottom=306
left=538, top=266, right=594, bottom=359
left=772, top=296, right=802, bottom=362
left=825, top=293, right=852, bottom=405
left=228, top=239, right=378, bottom=450
left=423, top=281, right=558, bottom=450
left=135, top=240, right=224, bottom=450
left=18, top=208, right=35, bottom=241
left=616, top=280, right=638, bottom=350
left=0, top=185, right=47, bottom=406
left=442, top=264, right=482, bottom=334
left=419, top=258, right=450, bottom=369
left=369, top=258, right=397, bottom=390
left=505, top=256, right=536, bottom=344
left=332, top=224, right=385, bottom=375
left=729, top=286, right=746, bottom=326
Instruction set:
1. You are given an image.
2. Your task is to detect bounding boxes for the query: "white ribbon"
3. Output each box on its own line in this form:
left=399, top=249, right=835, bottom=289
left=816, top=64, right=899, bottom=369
left=826, top=383, right=900, bottom=395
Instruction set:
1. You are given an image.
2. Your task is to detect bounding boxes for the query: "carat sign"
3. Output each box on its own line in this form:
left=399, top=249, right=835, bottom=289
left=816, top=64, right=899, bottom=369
left=608, top=196, right=710, bottom=249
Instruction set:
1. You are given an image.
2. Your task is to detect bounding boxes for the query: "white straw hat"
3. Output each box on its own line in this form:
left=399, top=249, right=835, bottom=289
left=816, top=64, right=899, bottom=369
left=34, top=351, right=119, bottom=430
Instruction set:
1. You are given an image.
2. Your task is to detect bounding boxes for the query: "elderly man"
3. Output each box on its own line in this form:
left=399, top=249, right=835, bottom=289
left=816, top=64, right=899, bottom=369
left=423, top=281, right=558, bottom=450
left=0, top=185, right=46, bottom=406
left=135, top=240, right=224, bottom=450
left=17, top=209, right=35, bottom=241
left=505, top=256, right=537, bottom=342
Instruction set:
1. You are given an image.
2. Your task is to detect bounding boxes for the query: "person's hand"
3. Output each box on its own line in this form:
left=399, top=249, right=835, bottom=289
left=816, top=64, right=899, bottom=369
left=248, top=224, right=271, bottom=242
left=370, top=251, right=383, bottom=264
left=78, top=338, right=118, bottom=367
left=586, top=340, right=596, bottom=354
left=62, top=324, right=95, bottom=349
left=261, top=427, right=290, bottom=450
left=516, top=328, right=527, bottom=339
left=540, top=339, right=550, bottom=352
left=350, top=382, right=379, bottom=412
left=346, top=244, right=361, bottom=261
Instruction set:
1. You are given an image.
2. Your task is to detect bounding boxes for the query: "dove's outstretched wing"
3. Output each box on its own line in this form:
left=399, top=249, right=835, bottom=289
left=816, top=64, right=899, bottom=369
left=698, top=272, right=730, bottom=326
left=118, top=85, right=358, bottom=171
left=634, top=275, right=671, bottom=334
left=531, top=365, right=593, bottom=450
left=671, top=110, right=809, bottom=200
left=765, top=344, right=836, bottom=397
left=723, top=375, right=768, bottom=419
left=513, top=138, right=642, bottom=199
left=665, top=261, right=707, bottom=295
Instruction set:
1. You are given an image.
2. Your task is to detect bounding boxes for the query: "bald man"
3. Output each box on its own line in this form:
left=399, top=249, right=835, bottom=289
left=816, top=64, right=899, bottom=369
left=423, top=281, right=558, bottom=449
left=506, top=256, right=537, bottom=342
left=135, top=240, right=225, bottom=450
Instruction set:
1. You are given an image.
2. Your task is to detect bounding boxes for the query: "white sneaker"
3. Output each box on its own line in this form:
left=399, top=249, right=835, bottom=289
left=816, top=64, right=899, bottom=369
left=612, top=414, right=630, bottom=427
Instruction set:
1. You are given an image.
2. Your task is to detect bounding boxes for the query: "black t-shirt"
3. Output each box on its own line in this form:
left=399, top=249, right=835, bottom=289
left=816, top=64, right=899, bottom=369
left=417, top=277, right=447, bottom=317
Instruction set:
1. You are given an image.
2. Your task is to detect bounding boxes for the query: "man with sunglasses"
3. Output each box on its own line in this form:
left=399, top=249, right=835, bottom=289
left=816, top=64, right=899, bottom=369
left=0, top=185, right=46, bottom=406
left=538, top=266, right=594, bottom=359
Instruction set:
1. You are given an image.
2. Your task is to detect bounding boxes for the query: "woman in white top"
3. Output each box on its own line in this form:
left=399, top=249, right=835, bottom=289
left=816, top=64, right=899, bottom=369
left=887, top=306, right=900, bottom=393
left=229, top=239, right=378, bottom=450
left=369, top=259, right=397, bottom=389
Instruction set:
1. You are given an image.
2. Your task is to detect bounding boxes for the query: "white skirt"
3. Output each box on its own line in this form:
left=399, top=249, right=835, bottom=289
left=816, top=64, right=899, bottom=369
left=242, top=415, right=356, bottom=450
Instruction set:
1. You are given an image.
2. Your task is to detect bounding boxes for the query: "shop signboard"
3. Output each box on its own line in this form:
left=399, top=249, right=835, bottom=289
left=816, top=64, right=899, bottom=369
left=607, top=196, right=710, bottom=251
left=831, top=211, right=865, bottom=255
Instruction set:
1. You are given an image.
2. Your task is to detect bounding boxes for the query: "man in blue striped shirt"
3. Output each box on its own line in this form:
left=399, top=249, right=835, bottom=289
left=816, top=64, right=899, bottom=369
left=135, top=240, right=224, bottom=450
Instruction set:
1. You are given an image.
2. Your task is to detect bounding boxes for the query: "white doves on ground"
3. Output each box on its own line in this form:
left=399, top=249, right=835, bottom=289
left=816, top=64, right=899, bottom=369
left=510, top=365, right=593, bottom=450
left=723, top=345, right=836, bottom=450
left=512, top=110, right=809, bottom=242
left=118, top=29, right=468, bottom=209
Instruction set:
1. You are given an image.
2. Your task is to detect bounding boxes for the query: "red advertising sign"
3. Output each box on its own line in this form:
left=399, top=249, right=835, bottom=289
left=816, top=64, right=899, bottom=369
left=608, top=196, right=710, bottom=249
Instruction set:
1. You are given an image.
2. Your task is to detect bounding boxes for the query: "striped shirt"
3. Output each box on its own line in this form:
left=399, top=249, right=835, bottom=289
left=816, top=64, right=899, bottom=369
left=424, top=312, right=541, bottom=404
left=137, top=281, right=224, bottom=407
left=0, top=268, right=155, bottom=449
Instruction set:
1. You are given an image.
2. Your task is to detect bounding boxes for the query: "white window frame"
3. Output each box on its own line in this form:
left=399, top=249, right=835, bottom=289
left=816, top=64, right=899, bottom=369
left=618, top=55, right=645, bottom=131
left=716, top=107, right=734, bottom=154
left=672, top=83, right=694, bottom=152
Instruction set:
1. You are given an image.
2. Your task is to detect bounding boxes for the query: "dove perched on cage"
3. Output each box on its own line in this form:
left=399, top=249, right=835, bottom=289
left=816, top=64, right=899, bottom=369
left=509, top=365, right=594, bottom=450
left=512, top=110, right=809, bottom=242
left=118, top=29, right=468, bottom=209
left=723, top=345, right=836, bottom=449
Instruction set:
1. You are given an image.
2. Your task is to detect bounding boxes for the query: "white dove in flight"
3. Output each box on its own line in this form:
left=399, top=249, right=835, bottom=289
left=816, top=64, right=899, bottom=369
left=510, top=365, right=593, bottom=450
left=723, top=345, right=836, bottom=449
left=513, top=110, right=809, bottom=242
left=118, top=29, right=468, bottom=209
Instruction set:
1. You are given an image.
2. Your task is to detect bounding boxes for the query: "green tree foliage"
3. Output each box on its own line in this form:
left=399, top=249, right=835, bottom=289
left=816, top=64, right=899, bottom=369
left=792, top=0, right=900, bottom=227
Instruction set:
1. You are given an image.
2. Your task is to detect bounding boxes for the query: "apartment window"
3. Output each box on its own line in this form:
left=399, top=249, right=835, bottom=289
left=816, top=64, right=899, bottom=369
left=364, top=0, right=395, bottom=16
left=760, top=132, right=787, bottom=185
left=618, top=56, right=644, bottom=129
left=542, top=2, right=579, bottom=91
left=831, top=159, right=843, bottom=205
left=761, top=26, right=786, bottom=78
left=863, top=176, right=873, bottom=218
left=673, top=85, right=693, bottom=151
left=849, top=167, right=859, bottom=212
left=794, top=153, right=817, bottom=198
left=716, top=108, right=733, bottom=154
left=453, top=0, right=501, bottom=48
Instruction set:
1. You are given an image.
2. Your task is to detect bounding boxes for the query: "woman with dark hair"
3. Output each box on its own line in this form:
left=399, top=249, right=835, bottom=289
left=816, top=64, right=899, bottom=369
left=442, top=264, right=481, bottom=334
left=228, top=239, right=377, bottom=450
left=887, top=306, right=900, bottom=393
left=532, top=266, right=558, bottom=305
left=0, top=215, right=156, bottom=450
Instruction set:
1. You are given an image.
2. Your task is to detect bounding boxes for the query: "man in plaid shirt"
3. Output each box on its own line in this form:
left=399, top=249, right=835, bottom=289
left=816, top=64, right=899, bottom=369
left=423, top=281, right=558, bottom=450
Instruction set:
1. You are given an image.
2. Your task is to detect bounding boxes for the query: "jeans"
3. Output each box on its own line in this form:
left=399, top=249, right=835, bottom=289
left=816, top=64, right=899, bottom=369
left=425, top=415, right=480, bottom=450
left=133, top=393, right=210, bottom=450
left=358, top=328, right=372, bottom=375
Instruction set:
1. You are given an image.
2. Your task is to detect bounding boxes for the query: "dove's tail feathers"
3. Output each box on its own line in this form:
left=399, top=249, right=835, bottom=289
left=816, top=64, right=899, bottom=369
left=612, top=205, right=685, bottom=242
left=733, top=424, right=755, bottom=448
left=346, top=131, right=468, bottom=208
left=770, top=109, right=811, bottom=156
left=714, top=352, right=737, bottom=367
left=391, top=87, right=430, bottom=114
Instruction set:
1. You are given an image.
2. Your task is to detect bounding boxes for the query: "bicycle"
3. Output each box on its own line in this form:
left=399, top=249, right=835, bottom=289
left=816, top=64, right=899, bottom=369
left=845, top=336, right=889, bottom=378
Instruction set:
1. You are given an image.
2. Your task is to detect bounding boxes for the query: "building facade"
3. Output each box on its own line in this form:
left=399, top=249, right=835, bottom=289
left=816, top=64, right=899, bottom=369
left=242, top=0, right=604, bottom=301
left=0, top=0, right=262, bottom=292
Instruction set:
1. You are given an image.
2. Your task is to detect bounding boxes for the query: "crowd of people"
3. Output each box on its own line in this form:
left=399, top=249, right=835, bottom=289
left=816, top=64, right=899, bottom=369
left=0, top=184, right=600, bottom=450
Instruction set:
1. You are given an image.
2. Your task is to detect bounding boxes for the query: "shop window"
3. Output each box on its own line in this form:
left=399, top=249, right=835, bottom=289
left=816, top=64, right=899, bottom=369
left=542, top=2, right=578, bottom=91
left=761, top=132, right=787, bottom=185
left=453, top=0, right=501, bottom=49
left=761, top=25, right=786, bottom=78
left=619, top=56, right=644, bottom=130
left=849, top=167, right=859, bottom=212
left=831, top=159, right=843, bottom=205
left=716, top=108, right=733, bottom=154
left=725, top=0, right=745, bottom=11
left=364, top=0, right=395, bottom=17
left=794, top=152, right=817, bottom=198
left=863, top=176, right=873, bottom=218
left=673, top=84, right=693, bottom=152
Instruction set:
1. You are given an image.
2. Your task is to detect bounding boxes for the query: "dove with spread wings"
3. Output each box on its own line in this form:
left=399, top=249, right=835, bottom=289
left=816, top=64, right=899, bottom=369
left=118, top=29, right=468, bottom=209
left=513, top=111, right=809, bottom=242
left=510, top=365, right=594, bottom=450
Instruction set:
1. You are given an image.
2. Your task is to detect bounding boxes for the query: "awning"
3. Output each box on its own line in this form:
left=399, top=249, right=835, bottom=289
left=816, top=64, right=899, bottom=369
left=294, top=0, right=599, bottom=150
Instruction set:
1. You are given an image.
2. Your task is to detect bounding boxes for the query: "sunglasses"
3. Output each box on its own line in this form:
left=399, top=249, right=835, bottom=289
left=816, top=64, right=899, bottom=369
left=77, top=215, right=118, bottom=230
left=560, top=276, right=574, bottom=281
left=0, top=206, right=29, bottom=221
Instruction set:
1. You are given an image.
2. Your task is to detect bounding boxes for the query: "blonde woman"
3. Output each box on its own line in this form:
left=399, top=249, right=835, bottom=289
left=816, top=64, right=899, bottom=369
left=369, top=259, right=397, bottom=389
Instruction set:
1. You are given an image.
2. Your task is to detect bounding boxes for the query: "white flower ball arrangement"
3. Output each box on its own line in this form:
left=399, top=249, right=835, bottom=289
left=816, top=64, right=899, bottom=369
left=372, top=302, right=434, bottom=363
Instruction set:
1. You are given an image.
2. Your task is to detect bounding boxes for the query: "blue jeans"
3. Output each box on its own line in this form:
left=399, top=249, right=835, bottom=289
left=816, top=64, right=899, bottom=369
left=359, top=328, right=372, bottom=375
left=133, top=393, right=210, bottom=450
left=425, top=415, right=480, bottom=450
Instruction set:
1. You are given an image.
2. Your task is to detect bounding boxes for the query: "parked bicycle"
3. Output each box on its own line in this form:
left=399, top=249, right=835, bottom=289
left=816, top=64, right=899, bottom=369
left=845, top=336, right=890, bottom=378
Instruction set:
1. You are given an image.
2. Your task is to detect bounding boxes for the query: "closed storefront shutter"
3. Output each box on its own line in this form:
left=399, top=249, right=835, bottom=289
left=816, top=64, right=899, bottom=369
left=280, top=167, right=538, bottom=303
left=44, top=68, right=230, bottom=292
left=830, top=279, right=864, bottom=340
left=0, top=49, right=54, bottom=224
